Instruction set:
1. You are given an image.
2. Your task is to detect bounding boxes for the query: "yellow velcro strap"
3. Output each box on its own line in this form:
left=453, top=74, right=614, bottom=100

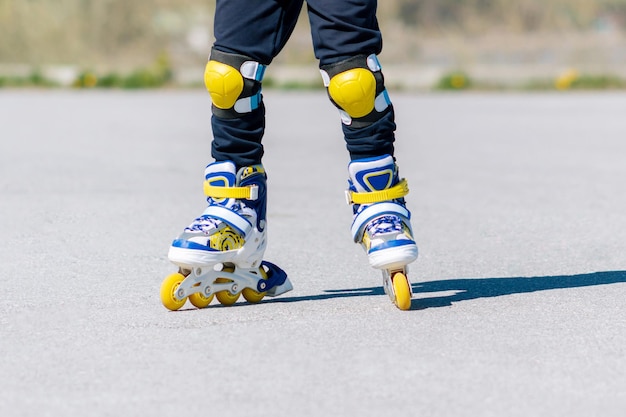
left=204, top=182, right=258, bottom=200
left=347, top=179, right=409, bottom=205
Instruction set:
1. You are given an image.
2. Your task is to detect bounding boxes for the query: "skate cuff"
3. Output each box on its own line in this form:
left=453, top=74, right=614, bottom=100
left=345, top=179, right=409, bottom=205
left=204, top=182, right=259, bottom=200
left=201, top=205, right=253, bottom=237
left=351, top=202, right=411, bottom=242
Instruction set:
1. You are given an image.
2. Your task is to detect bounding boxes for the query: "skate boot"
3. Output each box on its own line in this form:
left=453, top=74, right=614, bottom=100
left=346, top=155, right=418, bottom=310
left=160, top=161, right=292, bottom=311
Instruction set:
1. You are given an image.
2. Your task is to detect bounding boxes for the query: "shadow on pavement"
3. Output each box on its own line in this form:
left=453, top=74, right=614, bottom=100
left=410, top=270, right=626, bottom=310
left=270, top=270, right=626, bottom=311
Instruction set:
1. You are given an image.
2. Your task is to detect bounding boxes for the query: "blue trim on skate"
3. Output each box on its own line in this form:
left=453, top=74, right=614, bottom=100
left=258, top=260, right=288, bottom=292
left=368, top=239, right=416, bottom=254
left=171, top=239, right=219, bottom=251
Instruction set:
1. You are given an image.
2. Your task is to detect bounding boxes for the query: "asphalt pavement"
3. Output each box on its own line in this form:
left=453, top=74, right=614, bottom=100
left=1, top=89, right=625, bottom=416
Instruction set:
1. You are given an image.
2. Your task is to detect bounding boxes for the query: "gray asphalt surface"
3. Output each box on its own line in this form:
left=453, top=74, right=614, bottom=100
left=1, top=90, right=625, bottom=416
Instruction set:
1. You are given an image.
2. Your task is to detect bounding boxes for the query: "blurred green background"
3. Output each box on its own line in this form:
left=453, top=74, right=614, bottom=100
left=1, top=0, right=625, bottom=89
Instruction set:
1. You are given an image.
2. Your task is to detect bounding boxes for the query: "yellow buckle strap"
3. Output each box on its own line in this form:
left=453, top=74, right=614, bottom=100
left=346, top=179, right=409, bottom=205
left=204, top=182, right=259, bottom=200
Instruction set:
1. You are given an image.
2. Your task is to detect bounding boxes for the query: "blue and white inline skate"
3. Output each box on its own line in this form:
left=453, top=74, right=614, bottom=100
left=160, top=161, right=293, bottom=310
left=346, top=154, right=418, bottom=310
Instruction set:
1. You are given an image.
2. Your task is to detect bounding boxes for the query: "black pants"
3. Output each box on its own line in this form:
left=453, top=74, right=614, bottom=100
left=211, top=0, right=396, bottom=167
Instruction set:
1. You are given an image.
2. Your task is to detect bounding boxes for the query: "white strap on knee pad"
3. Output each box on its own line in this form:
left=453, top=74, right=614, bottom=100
left=240, top=61, right=266, bottom=82
left=234, top=94, right=261, bottom=113
left=367, top=54, right=391, bottom=113
left=375, top=89, right=391, bottom=112
left=233, top=61, right=266, bottom=113
left=366, top=54, right=381, bottom=72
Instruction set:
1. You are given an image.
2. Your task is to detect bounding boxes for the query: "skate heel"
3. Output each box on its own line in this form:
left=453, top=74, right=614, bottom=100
left=261, top=261, right=293, bottom=297
left=368, top=243, right=418, bottom=270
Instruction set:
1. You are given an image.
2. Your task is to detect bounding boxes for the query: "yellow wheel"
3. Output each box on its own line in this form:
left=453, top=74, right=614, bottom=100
left=392, top=272, right=412, bottom=311
left=188, top=290, right=214, bottom=309
left=242, top=267, right=268, bottom=304
left=215, top=273, right=240, bottom=306
left=160, top=272, right=187, bottom=311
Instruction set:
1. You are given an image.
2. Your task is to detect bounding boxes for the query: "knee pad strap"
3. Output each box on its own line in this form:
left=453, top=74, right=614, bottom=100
left=205, top=49, right=266, bottom=118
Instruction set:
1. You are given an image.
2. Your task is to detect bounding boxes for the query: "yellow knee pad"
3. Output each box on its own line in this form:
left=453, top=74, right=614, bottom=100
left=321, top=54, right=392, bottom=126
left=328, top=68, right=377, bottom=119
left=204, top=60, right=244, bottom=110
left=204, top=49, right=266, bottom=116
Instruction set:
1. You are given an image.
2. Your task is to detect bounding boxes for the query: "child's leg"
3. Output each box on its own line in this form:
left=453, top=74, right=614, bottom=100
left=307, top=0, right=417, bottom=310
left=306, top=0, right=394, bottom=161
left=161, top=1, right=303, bottom=310
left=210, top=0, right=305, bottom=167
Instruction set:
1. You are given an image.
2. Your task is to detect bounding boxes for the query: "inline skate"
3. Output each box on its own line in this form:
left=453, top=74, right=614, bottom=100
left=161, top=161, right=292, bottom=311
left=346, top=154, right=418, bottom=310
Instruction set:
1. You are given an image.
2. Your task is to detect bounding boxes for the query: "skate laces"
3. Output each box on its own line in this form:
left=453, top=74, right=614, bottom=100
left=185, top=214, right=221, bottom=233
left=185, top=201, right=254, bottom=235
left=366, top=215, right=404, bottom=237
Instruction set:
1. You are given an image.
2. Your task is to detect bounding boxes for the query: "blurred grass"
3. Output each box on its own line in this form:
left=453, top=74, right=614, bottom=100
left=3, top=65, right=624, bottom=91
left=0, top=69, right=58, bottom=88
left=71, top=52, right=174, bottom=88
left=435, top=71, right=473, bottom=90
